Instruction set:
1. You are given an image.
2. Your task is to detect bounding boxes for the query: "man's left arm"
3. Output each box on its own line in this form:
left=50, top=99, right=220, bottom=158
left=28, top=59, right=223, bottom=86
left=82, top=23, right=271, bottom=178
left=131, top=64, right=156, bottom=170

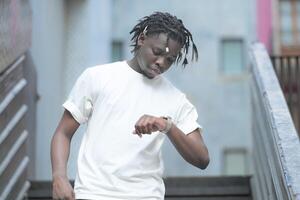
left=166, top=123, right=209, bottom=169
left=133, top=115, right=209, bottom=169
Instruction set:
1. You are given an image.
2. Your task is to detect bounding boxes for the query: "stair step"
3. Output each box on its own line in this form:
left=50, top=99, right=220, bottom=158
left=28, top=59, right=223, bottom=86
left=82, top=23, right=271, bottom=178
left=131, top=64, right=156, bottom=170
left=27, top=176, right=252, bottom=199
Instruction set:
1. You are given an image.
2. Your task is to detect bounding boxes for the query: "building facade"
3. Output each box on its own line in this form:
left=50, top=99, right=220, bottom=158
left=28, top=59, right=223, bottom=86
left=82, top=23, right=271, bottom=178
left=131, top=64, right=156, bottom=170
left=30, top=0, right=256, bottom=180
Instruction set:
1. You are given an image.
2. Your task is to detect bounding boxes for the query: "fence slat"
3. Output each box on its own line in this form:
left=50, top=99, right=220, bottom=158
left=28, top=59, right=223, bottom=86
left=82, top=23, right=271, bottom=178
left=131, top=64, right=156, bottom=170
left=271, top=55, right=300, bottom=135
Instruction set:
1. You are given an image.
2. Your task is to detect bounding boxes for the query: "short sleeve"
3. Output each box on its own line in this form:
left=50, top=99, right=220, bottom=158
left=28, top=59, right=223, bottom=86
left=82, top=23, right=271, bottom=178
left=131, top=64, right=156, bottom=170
left=174, top=95, right=203, bottom=135
left=63, top=69, right=94, bottom=124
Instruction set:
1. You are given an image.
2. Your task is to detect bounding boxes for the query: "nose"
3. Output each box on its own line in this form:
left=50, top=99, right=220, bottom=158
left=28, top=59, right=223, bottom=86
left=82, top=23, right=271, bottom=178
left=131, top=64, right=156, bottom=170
left=155, top=56, right=165, bottom=69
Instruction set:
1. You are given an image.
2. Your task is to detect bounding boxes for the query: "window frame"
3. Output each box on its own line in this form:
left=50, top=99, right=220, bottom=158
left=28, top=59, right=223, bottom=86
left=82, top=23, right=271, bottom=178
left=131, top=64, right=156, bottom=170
left=222, top=147, right=249, bottom=175
left=279, top=0, right=300, bottom=55
left=111, top=40, right=124, bottom=62
left=219, top=37, right=246, bottom=77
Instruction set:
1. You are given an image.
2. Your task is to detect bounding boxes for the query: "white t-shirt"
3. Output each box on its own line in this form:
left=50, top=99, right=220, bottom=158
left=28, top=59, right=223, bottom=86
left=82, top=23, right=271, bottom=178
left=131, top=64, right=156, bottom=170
left=63, top=61, right=202, bottom=200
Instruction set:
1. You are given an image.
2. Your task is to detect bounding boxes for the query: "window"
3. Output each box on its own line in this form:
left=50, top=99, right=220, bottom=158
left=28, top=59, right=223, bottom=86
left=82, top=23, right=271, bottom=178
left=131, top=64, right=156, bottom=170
left=279, top=0, right=300, bottom=54
left=280, top=0, right=293, bottom=45
left=111, top=40, right=124, bottom=62
left=223, top=148, right=248, bottom=175
left=220, top=39, right=245, bottom=75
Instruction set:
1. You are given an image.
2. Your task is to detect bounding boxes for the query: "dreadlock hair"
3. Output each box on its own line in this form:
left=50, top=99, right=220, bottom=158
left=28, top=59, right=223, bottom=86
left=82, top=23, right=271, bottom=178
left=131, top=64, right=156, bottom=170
left=130, top=12, right=198, bottom=67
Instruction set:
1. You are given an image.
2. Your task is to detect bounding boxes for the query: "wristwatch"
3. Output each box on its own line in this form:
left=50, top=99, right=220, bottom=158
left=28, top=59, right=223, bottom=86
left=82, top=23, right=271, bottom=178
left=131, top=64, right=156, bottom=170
left=161, top=116, right=173, bottom=134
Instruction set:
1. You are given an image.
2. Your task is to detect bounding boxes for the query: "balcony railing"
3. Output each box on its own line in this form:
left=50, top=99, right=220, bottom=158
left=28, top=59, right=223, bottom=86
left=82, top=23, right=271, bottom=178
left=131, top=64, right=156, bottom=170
left=250, top=43, right=300, bottom=200
left=270, top=55, right=300, bottom=135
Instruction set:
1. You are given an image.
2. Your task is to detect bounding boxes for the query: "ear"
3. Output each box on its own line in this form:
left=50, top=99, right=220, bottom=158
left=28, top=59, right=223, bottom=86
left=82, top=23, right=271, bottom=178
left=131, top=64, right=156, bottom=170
left=137, top=33, right=146, bottom=46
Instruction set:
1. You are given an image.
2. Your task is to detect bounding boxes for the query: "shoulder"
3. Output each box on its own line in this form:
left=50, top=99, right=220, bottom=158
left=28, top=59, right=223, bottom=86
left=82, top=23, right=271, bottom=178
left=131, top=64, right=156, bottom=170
left=159, top=76, right=185, bottom=98
left=82, top=61, right=125, bottom=82
left=159, top=76, right=196, bottom=109
left=87, top=61, right=124, bottom=75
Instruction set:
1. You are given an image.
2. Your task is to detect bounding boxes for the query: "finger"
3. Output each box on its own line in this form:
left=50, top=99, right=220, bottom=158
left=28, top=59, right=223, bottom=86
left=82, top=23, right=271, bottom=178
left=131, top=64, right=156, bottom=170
left=144, top=115, right=157, bottom=134
left=145, top=117, right=160, bottom=133
left=66, top=194, right=74, bottom=200
left=135, top=115, right=147, bottom=135
left=140, top=116, right=151, bottom=134
left=146, top=123, right=153, bottom=134
left=134, top=125, right=143, bottom=137
left=52, top=193, right=58, bottom=200
left=135, top=117, right=143, bottom=135
left=53, top=189, right=62, bottom=200
left=132, top=128, right=142, bottom=137
left=71, top=189, right=75, bottom=200
left=151, top=122, right=159, bottom=132
left=141, top=117, right=152, bottom=134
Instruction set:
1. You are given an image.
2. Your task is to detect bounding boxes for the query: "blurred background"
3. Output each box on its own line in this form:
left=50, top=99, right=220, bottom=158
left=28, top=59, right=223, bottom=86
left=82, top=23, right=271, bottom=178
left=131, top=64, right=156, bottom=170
left=1, top=0, right=300, bottom=199
left=29, top=0, right=255, bottom=179
left=29, top=0, right=256, bottom=179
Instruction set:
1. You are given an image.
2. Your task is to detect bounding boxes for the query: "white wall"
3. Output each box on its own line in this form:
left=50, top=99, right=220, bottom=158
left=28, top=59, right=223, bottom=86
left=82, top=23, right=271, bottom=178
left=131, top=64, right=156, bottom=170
left=30, top=0, right=112, bottom=180
left=30, top=0, right=65, bottom=180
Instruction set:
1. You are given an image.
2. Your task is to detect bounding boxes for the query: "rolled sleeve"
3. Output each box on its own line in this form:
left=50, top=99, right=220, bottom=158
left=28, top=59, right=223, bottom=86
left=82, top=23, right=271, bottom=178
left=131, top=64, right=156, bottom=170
left=63, top=69, right=94, bottom=124
left=175, top=95, right=203, bottom=135
left=63, top=101, right=87, bottom=124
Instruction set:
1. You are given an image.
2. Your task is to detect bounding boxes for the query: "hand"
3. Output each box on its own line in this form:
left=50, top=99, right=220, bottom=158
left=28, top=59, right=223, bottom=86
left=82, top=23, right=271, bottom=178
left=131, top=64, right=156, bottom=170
left=133, top=115, right=167, bottom=137
left=52, top=175, right=75, bottom=200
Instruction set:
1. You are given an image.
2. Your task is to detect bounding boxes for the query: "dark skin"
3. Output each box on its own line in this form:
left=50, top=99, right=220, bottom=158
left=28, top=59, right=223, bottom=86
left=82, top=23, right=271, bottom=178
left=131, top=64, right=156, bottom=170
left=51, top=32, right=209, bottom=200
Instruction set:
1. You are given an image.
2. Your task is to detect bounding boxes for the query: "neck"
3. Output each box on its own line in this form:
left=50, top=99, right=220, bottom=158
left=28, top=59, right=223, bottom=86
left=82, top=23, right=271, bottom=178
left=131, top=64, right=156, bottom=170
left=127, top=57, right=142, bottom=73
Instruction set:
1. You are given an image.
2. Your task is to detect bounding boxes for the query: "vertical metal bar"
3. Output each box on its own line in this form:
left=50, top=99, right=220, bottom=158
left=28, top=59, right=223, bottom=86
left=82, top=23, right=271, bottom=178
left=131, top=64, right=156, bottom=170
left=294, top=56, right=297, bottom=123
left=271, top=56, right=276, bottom=76
left=294, top=56, right=298, bottom=134
left=274, top=57, right=279, bottom=78
left=281, top=57, right=288, bottom=104
left=291, top=57, right=296, bottom=121
left=280, top=57, right=285, bottom=91
left=297, top=56, right=300, bottom=135
left=272, top=55, right=300, bottom=135
left=286, top=57, right=292, bottom=110
left=277, top=57, right=281, bottom=86
left=292, top=56, right=295, bottom=119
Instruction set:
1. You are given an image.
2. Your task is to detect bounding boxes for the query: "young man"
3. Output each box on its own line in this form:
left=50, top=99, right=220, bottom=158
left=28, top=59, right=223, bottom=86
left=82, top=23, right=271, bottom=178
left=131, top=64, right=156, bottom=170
left=51, top=12, right=209, bottom=200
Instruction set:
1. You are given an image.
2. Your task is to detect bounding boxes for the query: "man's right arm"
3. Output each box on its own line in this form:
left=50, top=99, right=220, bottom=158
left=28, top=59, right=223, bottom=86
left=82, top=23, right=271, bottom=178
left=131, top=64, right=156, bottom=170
left=51, top=110, right=80, bottom=200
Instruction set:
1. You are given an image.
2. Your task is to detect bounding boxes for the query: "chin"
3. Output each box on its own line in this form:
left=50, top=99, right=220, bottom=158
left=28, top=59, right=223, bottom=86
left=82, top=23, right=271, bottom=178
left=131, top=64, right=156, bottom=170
left=141, top=69, right=156, bottom=79
left=144, top=74, right=156, bottom=79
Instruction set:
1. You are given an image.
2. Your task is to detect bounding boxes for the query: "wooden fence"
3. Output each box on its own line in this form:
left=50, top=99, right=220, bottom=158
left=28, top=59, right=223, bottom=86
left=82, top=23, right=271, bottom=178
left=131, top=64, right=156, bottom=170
left=271, top=55, right=300, bottom=135
left=0, top=56, right=30, bottom=199
left=0, top=0, right=33, bottom=199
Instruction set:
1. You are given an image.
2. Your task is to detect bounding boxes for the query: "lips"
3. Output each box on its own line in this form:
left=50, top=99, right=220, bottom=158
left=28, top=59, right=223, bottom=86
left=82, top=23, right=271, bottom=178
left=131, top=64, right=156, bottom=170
left=150, top=66, right=161, bottom=75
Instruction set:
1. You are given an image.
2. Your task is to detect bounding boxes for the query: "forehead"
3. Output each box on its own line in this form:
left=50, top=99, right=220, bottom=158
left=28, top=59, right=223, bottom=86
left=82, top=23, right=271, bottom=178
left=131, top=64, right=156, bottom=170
left=145, top=33, right=182, bottom=54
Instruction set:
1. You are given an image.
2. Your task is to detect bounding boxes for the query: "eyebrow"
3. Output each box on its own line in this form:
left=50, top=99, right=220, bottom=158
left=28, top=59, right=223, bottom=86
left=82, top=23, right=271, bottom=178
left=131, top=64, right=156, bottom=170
left=152, top=46, right=178, bottom=58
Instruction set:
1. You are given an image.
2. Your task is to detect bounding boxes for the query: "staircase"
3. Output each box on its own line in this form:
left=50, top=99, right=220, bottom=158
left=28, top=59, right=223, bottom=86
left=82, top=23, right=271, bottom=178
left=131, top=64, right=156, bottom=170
left=27, top=176, right=252, bottom=200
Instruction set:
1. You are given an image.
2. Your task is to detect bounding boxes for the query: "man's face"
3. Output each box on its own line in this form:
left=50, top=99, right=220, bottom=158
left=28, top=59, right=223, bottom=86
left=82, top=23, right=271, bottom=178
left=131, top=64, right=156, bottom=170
left=136, top=33, right=182, bottom=79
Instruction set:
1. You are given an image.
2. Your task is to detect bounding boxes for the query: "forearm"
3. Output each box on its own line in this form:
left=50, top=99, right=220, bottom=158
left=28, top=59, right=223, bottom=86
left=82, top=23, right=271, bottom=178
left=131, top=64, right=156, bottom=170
left=132, top=114, right=209, bottom=169
left=51, top=132, right=72, bottom=178
left=166, top=125, right=209, bottom=169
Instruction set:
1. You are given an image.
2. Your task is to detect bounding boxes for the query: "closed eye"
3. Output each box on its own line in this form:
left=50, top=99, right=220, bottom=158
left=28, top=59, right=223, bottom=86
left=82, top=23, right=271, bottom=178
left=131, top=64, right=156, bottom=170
left=167, top=57, right=176, bottom=64
left=152, top=48, right=163, bottom=56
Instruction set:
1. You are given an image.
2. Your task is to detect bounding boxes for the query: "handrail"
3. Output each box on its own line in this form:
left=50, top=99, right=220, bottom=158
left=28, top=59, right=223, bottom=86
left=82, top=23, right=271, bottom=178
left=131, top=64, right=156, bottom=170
left=249, top=43, right=300, bottom=200
left=270, top=55, right=300, bottom=135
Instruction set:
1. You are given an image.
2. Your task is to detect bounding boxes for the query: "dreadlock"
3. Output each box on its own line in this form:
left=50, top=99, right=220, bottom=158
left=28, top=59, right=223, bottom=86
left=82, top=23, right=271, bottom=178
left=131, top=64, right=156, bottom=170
left=130, top=12, right=198, bottom=67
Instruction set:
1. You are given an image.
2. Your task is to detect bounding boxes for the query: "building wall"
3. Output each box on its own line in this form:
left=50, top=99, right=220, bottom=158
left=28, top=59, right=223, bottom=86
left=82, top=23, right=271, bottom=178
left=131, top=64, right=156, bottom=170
left=29, top=0, right=65, bottom=180
left=29, top=0, right=112, bottom=180
left=0, top=0, right=31, bottom=73
left=257, top=0, right=272, bottom=51
left=112, top=0, right=256, bottom=176
left=29, top=0, right=256, bottom=180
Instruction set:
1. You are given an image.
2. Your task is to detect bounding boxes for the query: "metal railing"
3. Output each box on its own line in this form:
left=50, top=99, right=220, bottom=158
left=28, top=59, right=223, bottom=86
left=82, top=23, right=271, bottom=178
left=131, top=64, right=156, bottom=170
left=250, top=43, right=300, bottom=200
left=270, top=55, right=300, bottom=136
